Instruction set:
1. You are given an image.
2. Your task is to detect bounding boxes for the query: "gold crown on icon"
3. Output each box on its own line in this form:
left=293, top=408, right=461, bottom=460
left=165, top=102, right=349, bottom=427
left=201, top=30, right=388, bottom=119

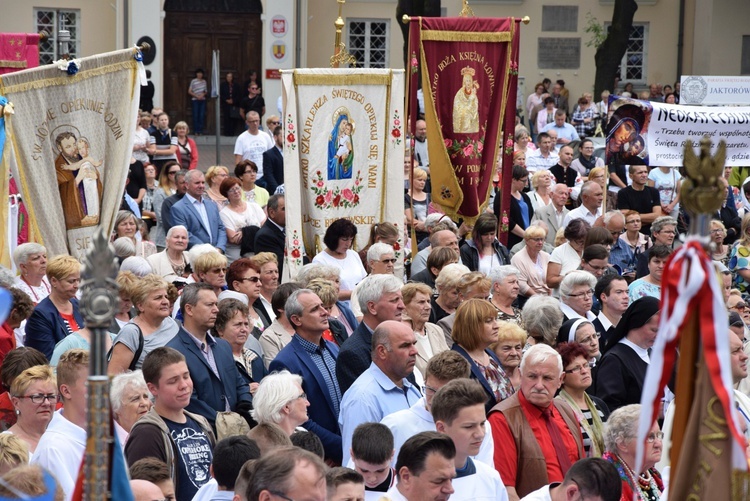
left=461, top=66, right=476, bottom=77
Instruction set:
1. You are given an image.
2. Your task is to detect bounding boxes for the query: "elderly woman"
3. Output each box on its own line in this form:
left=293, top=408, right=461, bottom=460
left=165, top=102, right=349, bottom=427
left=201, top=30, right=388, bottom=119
left=620, top=210, right=649, bottom=258
left=557, top=342, right=609, bottom=458
left=146, top=225, right=191, bottom=283
left=297, top=264, right=358, bottom=338
left=250, top=370, right=310, bottom=436
left=522, top=295, right=564, bottom=346
left=556, top=319, right=601, bottom=364
left=312, top=218, right=367, bottom=302
left=603, top=404, right=664, bottom=500
left=259, top=283, right=303, bottom=368
left=227, top=258, right=269, bottom=334
left=451, top=299, right=514, bottom=413
left=7, top=365, right=56, bottom=456
left=491, top=321, right=526, bottom=390
left=483, top=265, right=517, bottom=318
left=405, top=167, right=430, bottom=243
left=710, top=220, right=729, bottom=264
left=214, top=299, right=266, bottom=392
left=25, top=255, right=83, bottom=360
left=511, top=226, right=551, bottom=298
left=350, top=242, right=396, bottom=319
left=220, top=176, right=266, bottom=262
left=528, top=170, right=553, bottom=211
left=204, top=165, right=230, bottom=207
left=12, top=243, right=50, bottom=305
left=110, top=370, right=151, bottom=446
left=559, top=270, right=597, bottom=322
left=174, top=121, right=199, bottom=170
left=235, top=160, right=270, bottom=208
left=113, top=210, right=157, bottom=258
left=112, top=271, right=139, bottom=333
left=359, top=221, right=399, bottom=272
left=402, top=283, right=450, bottom=379
left=250, top=252, right=280, bottom=322
left=150, top=162, right=182, bottom=248
left=547, top=218, right=591, bottom=292
left=430, top=263, right=470, bottom=324
left=108, top=274, right=180, bottom=374
left=435, top=272, right=492, bottom=340
left=459, top=213, right=510, bottom=275
left=628, top=245, right=670, bottom=302
left=514, top=127, right=536, bottom=154
left=0, top=347, right=48, bottom=431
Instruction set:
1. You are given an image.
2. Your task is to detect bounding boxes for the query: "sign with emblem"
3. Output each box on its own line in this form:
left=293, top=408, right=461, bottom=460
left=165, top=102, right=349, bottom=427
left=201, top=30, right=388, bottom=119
left=680, top=75, right=750, bottom=106
left=271, top=15, right=288, bottom=38
left=271, top=41, right=287, bottom=63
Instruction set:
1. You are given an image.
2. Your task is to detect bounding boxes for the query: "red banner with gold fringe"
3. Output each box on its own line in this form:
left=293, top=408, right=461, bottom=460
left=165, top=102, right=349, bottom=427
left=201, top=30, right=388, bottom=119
left=0, top=33, right=40, bottom=75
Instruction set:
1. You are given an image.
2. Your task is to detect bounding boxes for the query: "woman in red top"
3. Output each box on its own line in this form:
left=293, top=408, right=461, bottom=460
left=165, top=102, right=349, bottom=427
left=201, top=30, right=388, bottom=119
left=0, top=290, right=34, bottom=370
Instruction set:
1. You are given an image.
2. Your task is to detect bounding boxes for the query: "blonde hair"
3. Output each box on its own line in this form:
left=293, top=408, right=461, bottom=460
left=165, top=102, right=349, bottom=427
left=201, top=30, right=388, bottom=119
left=205, top=165, right=230, bottom=187
left=401, top=282, right=433, bottom=305
left=0, top=465, right=65, bottom=500
left=174, top=121, right=189, bottom=133
left=306, top=278, right=338, bottom=307
left=56, top=349, right=89, bottom=397
left=554, top=227, right=567, bottom=247
left=413, top=167, right=428, bottom=181
left=0, top=434, right=29, bottom=472
left=531, top=170, right=549, bottom=190
left=524, top=225, right=546, bottom=240
left=493, top=321, right=528, bottom=348
left=116, top=271, right=140, bottom=300
left=588, top=166, right=606, bottom=180
left=10, top=365, right=55, bottom=398
left=250, top=252, right=278, bottom=268
left=130, top=274, right=170, bottom=311
left=193, top=251, right=228, bottom=275
left=46, top=255, right=80, bottom=282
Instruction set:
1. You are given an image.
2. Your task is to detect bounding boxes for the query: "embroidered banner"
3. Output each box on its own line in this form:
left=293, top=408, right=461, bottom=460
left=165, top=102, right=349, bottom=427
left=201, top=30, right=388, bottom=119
left=0, top=48, right=142, bottom=261
left=605, top=96, right=750, bottom=167
left=407, top=17, right=521, bottom=233
left=0, top=33, right=40, bottom=75
left=281, top=69, right=405, bottom=281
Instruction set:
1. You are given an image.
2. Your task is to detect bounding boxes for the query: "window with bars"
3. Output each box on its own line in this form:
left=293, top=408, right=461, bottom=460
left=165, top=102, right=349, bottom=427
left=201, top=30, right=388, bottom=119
left=347, top=19, right=389, bottom=68
left=35, top=9, right=80, bottom=65
left=614, top=23, right=648, bottom=85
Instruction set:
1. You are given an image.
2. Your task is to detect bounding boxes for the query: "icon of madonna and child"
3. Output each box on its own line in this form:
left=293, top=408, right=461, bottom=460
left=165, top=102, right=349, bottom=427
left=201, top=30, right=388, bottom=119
left=327, top=107, right=355, bottom=180
left=605, top=99, right=652, bottom=166
left=53, top=125, right=104, bottom=230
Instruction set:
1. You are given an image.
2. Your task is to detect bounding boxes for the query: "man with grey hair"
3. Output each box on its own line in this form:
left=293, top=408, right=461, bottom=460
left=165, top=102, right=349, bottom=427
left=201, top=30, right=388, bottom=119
left=532, top=183, right=569, bottom=246
left=269, top=289, right=344, bottom=463
left=559, top=270, right=597, bottom=322
left=245, top=446, right=327, bottom=501
left=488, top=344, right=584, bottom=500
left=159, top=168, right=188, bottom=234
left=349, top=243, right=397, bottom=318
left=234, top=110, right=274, bottom=186
left=411, top=226, right=462, bottom=276
left=562, top=181, right=603, bottom=227
left=336, top=274, right=406, bottom=393
left=417, top=214, right=458, bottom=251
left=339, top=320, right=421, bottom=465
left=635, top=215, right=678, bottom=278
left=604, top=210, right=634, bottom=276
left=170, top=169, right=227, bottom=252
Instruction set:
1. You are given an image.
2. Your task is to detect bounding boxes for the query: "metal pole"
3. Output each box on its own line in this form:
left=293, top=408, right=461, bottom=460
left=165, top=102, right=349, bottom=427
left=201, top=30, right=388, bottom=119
left=79, top=230, right=120, bottom=500
left=215, top=50, right=221, bottom=165
left=58, top=29, right=71, bottom=60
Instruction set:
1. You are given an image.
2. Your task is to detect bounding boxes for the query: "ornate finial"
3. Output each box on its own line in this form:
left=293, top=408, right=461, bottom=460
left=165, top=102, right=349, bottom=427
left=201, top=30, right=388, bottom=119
left=79, top=228, right=119, bottom=329
left=331, top=0, right=357, bottom=67
left=459, top=0, right=475, bottom=17
left=402, top=14, right=411, bottom=24
left=522, top=16, right=531, bottom=25
left=680, top=136, right=726, bottom=216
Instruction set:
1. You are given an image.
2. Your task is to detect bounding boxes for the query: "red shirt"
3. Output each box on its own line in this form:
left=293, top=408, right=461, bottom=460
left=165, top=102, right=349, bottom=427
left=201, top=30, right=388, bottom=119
left=0, top=322, right=16, bottom=370
left=59, top=311, right=81, bottom=332
left=488, top=390, right=582, bottom=487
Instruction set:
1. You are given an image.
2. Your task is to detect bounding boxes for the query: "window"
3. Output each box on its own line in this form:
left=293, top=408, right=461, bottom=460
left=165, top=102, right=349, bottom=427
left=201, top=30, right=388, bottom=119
left=347, top=19, right=389, bottom=68
left=614, top=23, right=648, bottom=85
left=35, top=9, right=80, bottom=65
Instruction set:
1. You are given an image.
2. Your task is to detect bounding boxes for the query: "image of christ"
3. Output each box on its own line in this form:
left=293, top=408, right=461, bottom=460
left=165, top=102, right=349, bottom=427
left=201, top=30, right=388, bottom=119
left=54, top=131, right=103, bottom=229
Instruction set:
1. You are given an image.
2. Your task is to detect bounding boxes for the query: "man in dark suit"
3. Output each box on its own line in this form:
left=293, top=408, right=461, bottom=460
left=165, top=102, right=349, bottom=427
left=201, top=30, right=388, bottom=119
left=269, top=289, right=343, bottom=463
left=166, top=283, right=252, bottom=427
left=335, top=274, right=406, bottom=394
left=220, top=72, right=242, bottom=137
left=254, top=194, right=286, bottom=276
left=170, top=170, right=227, bottom=253
left=160, top=168, right=187, bottom=233
left=262, top=126, right=284, bottom=194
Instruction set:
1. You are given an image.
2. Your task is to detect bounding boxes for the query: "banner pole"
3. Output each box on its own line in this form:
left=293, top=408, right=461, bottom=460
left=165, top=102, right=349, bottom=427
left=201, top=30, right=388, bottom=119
left=213, top=50, right=220, bottom=165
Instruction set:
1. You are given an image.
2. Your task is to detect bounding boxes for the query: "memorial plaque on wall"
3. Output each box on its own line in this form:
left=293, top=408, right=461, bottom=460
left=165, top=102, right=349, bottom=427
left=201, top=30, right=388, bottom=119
left=538, top=37, right=580, bottom=69
left=541, top=6, right=578, bottom=32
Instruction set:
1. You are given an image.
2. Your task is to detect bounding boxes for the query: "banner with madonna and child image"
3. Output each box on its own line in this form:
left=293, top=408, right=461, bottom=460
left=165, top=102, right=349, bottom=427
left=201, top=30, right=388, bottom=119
left=280, top=69, right=406, bottom=281
left=605, top=95, right=750, bottom=167
left=0, top=47, right=143, bottom=263
left=407, top=17, right=522, bottom=243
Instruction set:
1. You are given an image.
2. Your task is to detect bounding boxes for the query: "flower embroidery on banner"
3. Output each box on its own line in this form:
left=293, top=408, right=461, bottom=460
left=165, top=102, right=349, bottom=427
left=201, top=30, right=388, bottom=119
left=504, top=137, right=514, bottom=155
left=508, top=61, right=518, bottom=76
left=445, top=135, right=485, bottom=160
left=410, top=52, right=419, bottom=75
left=310, top=170, right=364, bottom=209
left=499, top=211, right=510, bottom=233
left=285, top=114, right=297, bottom=151
left=391, top=110, right=403, bottom=147
left=288, top=229, right=303, bottom=265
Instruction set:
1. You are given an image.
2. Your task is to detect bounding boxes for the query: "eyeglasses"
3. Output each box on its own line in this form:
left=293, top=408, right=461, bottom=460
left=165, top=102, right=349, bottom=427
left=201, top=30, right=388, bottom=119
left=626, top=219, right=641, bottom=224
left=646, top=431, right=665, bottom=443
left=16, top=393, right=59, bottom=404
left=295, top=392, right=307, bottom=400
left=578, top=333, right=602, bottom=345
left=168, top=170, right=180, bottom=175
left=710, top=229, right=725, bottom=234
left=271, top=121, right=280, bottom=125
left=422, top=384, right=439, bottom=394
left=732, top=302, right=747, bottom=310
left=210, top=268, right=228, bottom=273
left=527, top=237, right=545, bottom=243
left=380, top=258, right=398, bottom=264
left=568, top=289, right=594, bottom=298
left=564, top=362, right=594, bottom=374
left=269, top=492, right=295, bottom=501
left=610, top=229, right=626, bottom=236
left=239, top=276, right=260, bottom=283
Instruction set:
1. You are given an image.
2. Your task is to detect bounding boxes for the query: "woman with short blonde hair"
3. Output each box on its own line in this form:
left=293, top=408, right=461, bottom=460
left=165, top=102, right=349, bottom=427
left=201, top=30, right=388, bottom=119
left=205, top=165, right=230, bottom=207
left=7, top=365, right=56, bottom=455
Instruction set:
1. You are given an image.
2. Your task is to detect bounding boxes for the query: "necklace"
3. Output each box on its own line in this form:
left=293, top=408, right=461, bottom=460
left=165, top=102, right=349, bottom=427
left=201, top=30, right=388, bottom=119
left=20, top=275, right=50, bottom=303
left=167, top=253, right=186, bottom=276
left=607, top=452, right=661, bottom=501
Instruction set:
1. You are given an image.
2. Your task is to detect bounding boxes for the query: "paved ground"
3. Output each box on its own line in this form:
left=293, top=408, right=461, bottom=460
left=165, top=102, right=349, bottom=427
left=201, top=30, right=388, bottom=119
left=192, top=135, right=238, bottom=172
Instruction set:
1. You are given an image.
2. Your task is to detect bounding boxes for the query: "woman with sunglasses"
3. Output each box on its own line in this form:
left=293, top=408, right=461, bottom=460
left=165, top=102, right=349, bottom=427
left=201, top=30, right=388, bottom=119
left=227, top=258, right=266, bottom=336
left=8, top=365, right=57, bottom=457
left=150, top=160, right=181, bottom=249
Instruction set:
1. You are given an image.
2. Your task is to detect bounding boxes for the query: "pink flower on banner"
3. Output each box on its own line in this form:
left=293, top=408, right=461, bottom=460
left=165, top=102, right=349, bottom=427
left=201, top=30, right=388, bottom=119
left=355, top=178, right=360, bottom=186
left=293, top=239, right=300, bottom=246
left=325, top=191, right=333, bottom=203
left=477, top=142, right=484, bottom=153
left=444, top=138, right=453, bottom=148
left=463, top=144, right=474, bottom=156
left=411, top=57, right=418, bottom=67
left=505, top=138, right=513, bottom=149
left=394, top=119, right=401, bottom=126
left=342, top=188, right=355, bottom=201
left=288, top=123, right=294, bottom=131
left=317, top=180, right=324, bottom=188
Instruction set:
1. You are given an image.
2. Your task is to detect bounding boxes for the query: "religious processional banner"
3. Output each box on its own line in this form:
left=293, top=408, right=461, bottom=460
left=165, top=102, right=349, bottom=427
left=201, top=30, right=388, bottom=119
left=605, top=96, right=750, bottom=167
left=281, top=69, right=405, bottom=281
left=0, top=48, right=142, bottom=261
left=0, top=33, right=40, bottom=75
left=408, top=17, right=521, bottom=231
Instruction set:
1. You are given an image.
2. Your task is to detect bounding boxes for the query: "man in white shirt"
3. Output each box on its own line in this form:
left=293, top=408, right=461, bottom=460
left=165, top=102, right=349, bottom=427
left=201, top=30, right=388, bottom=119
left=432, top=379, right=509, bottom=501
left=525, top=133, right=558, bottom=175
left=386, top=432, right=456, bottom=501
left=413, top=120, right=429, bottom=170
left=32, top=349, right=89, bottom=500
left=381, top=350, right=494, bottom=468
left=234, top=111, right=274, bottom=186
left=520, top=458, right=621, bottom=501
left=562, top=181, right=603, bottom=227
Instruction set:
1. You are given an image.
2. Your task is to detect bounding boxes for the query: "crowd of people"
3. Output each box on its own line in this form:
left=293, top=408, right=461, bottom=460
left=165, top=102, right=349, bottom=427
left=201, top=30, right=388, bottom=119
left=0, top=74, right=747, bottom=501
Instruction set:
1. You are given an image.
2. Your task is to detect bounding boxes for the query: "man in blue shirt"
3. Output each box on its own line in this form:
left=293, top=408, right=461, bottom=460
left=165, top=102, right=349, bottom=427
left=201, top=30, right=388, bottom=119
left=540, top=110, right=580, bottom=146
left=339, top=320, right=422, bottom=465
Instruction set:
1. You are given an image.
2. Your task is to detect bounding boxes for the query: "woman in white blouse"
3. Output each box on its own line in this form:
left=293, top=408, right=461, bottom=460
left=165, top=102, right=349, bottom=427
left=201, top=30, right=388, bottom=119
left=219, top=177, right=266, bottom=262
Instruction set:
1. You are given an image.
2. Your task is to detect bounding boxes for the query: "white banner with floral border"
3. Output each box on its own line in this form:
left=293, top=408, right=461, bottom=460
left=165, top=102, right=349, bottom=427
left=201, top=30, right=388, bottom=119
left=281, top=69, right=405, bottom=282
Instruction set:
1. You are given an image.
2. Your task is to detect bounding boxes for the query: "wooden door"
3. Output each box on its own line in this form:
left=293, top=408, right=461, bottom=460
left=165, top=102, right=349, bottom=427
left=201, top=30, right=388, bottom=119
left=163, top=6, right=262, bottom=136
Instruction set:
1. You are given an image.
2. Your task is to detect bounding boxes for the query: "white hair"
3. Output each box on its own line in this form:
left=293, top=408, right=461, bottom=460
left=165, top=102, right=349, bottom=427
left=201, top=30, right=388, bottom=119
left=119, top=256, right=153, bottom=277
left=166, top=225, right=188, bottom=240
left=357, top=274, right=403, bottom=313
left=250, top=370, right=304, bottom=424
left=559, top=270, right=597, bottom=298
left=110, top=370, right=149, bottom=415
left=295, top=263, right=340, bottom=286
left=519, top=343, right=562, bottom=375
left=367, top=242, right=395, bottom=263
left=113, top=237, right=136, bottom=259
left=12, top=243, right=46, bottom=267
left=488, top=265, right=520, bottom=288
left=435, top=262, right=471, bottom=292
left=187, top=243, right=217, bottom=264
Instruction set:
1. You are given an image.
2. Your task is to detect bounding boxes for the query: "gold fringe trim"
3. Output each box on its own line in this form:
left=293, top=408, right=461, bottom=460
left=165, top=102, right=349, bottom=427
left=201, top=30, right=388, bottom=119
left=380, top=70, right=392, bottom=222
left=0, top=60, right=136, bottom=95
left=421, top=31, right=511, bottom=42
left=732, top=469, right=750, bottom=501
left=0, top=60, right=28, bottom=68
left=293, top=73, right=392, bottom=86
